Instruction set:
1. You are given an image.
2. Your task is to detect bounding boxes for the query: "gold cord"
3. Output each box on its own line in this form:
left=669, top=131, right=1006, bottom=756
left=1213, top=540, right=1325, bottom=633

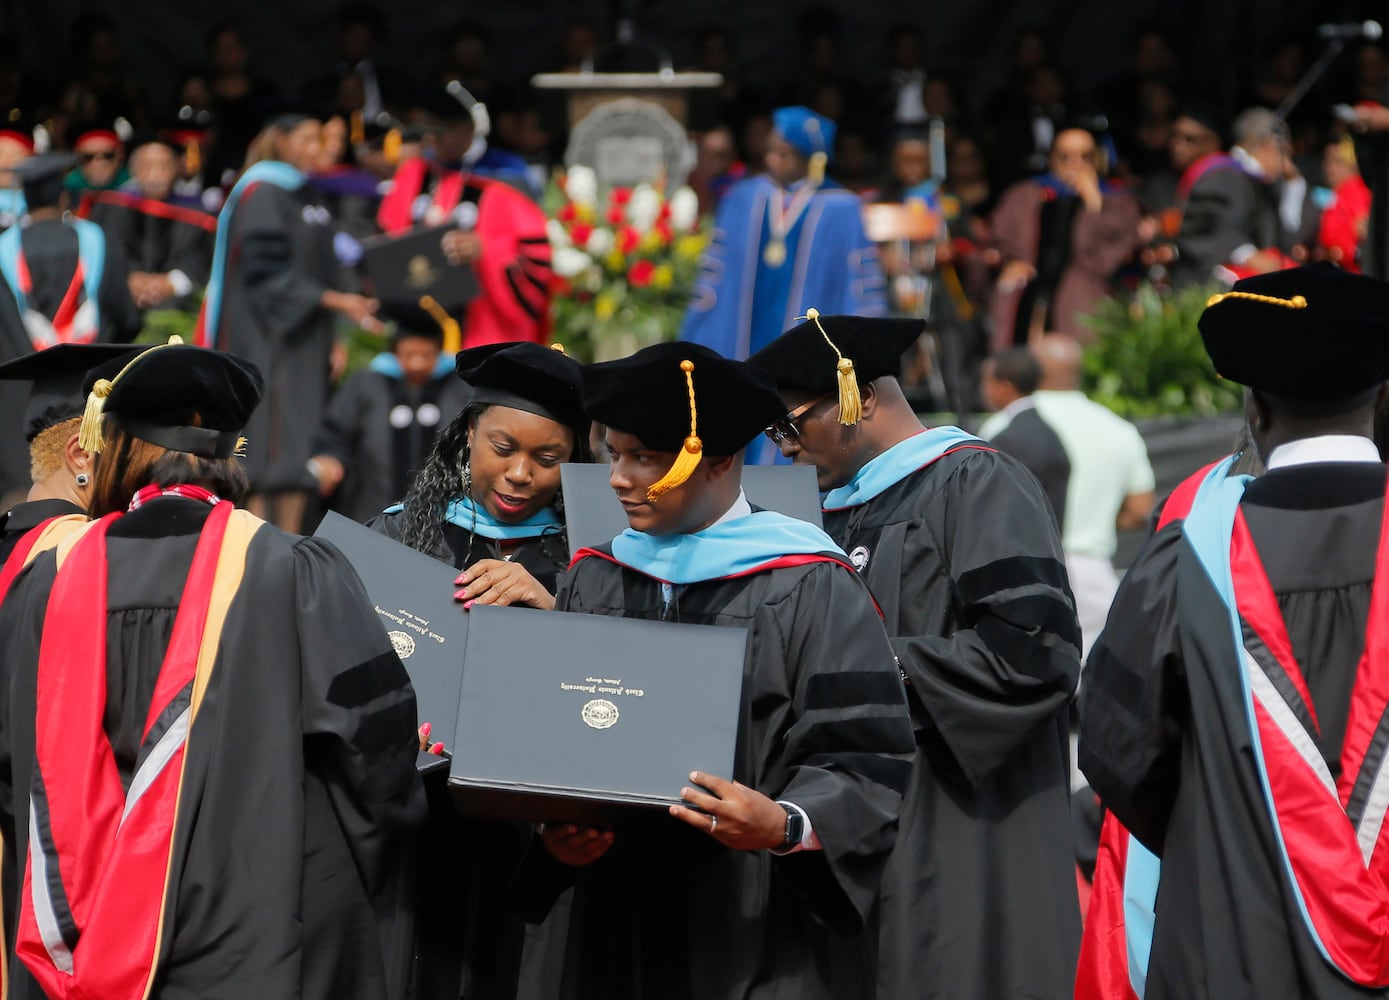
left=797, top=307, right=863, bottom=425
left=77, top=335, right=185, bottom=454
left=1206, top=291, right=1308, bottom=309
left=645, top=360, right=704, bottom=502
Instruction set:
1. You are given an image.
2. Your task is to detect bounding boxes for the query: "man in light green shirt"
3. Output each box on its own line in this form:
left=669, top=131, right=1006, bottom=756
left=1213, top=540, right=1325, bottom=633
left=985, top=335, right=1155, bottom=658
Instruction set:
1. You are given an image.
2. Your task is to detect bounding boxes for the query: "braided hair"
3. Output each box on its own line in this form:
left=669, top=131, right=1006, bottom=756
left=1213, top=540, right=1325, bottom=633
left=395, top=401, right=593, bottom=561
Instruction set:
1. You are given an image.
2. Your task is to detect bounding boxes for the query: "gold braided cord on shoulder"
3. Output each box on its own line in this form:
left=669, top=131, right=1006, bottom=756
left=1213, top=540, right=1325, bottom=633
left=1206, top=291, right=1308, bottom=309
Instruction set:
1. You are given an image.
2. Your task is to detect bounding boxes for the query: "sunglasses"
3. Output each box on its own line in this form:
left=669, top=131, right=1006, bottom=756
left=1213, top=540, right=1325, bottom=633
left=78, top=151, right=118, bottom=163
left=764, top=394, right=831, bottom=446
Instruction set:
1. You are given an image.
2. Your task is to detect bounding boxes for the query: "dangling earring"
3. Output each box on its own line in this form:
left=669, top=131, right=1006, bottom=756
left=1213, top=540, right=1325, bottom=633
left=75, top=473, right=90, bottom=487
left=462, top=460, right=472, bottom=499
left=554, top=489, right=565, bottom=516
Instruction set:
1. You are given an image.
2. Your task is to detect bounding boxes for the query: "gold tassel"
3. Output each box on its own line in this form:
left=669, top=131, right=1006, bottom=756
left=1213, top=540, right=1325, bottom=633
left=350, top=109, right=365, bottom=146
left=808, top=151, right=827, bottom=187
left=836, top=357, right=862, bottom=424
left=419, top=295, right=462, bottom=354
left=234, top=436, right=248, bottom=458
left=550, top=343, right=567, bottom=355
left=77, top=379, right=113, bottom=453
left=383, top=128, right=402, bottom=165
left=646, top=360, right=703, bottom=502
left=76, top=334, right=185, bottom=454
left=185, top=139, right=200, bottom=176
left=801, top=307, right=862, bottom=425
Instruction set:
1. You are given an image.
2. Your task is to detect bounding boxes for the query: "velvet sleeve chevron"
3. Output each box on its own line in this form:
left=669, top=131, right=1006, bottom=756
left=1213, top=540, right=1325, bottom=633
left=894, top=450, right=1081, bottom=788
left=772, top=561, right=915, bottom=927
left=294, top=536, right=425, bottom=893
left=1077, top=522, right=1189, bottom=853
left=235, top=186, right=328, bottom=336
left=468, top=182, right=552, bottom=345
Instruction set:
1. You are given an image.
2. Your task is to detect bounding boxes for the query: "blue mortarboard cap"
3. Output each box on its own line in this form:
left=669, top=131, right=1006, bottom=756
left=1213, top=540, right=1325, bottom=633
left=772, top=106, right=836, bottom=161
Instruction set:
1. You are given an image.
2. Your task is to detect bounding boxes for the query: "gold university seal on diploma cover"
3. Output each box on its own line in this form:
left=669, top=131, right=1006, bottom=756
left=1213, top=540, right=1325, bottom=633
left=582, top=699, right=620, bottom=730
left=388, top=630, right=417, bottom=660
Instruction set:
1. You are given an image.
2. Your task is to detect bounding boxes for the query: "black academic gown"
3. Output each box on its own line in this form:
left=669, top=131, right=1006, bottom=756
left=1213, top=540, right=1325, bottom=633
left=314, top=370, right=472, bottom=524
left=822, top=446, right=1083, bottom=1000
left=0, top=221, right=141, bottom=496
left=989, top=406, right=1070, bottom=529
left=0, top=497, right=83, bottom=959
left=1079, top=461, right=1389, bottom=999
left=1173, top=167, right=1260, bottom=286
left=0, top=498, right=83, bottom=565
left=516, top=547, right=916, bottom=1000
left=371, top=508, right=572, bottom=1000
left=0, top=499, right=425, bottom=999
left=84, top=194, right=215, bottom=293
left=213, top=182, right=340, bottom=493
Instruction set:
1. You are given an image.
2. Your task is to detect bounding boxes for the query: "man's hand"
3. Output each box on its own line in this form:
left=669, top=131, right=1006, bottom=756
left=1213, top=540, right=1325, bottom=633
left=1067, top=168, right=1103, bottom=213
left=455, top=559, right=556, bottom=610
left=442, top=229, right=485, bottom=265
left=307, top=454, right=345, bottom=496
left=540, top=824, right=614, bottom=866
left=1353, top=104, right=1389, bottom=133
left=997, top=259, right=1037, bottom=294
left=669, top=771, right=788, bottom=851
left=1245, top=249, right=1285, bottom=275
left=129, top=271, right=175, bottom=308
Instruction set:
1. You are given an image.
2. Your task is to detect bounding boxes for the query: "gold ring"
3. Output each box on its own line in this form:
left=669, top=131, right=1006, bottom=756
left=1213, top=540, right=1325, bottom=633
left=709, top=815, right=718, bottom=834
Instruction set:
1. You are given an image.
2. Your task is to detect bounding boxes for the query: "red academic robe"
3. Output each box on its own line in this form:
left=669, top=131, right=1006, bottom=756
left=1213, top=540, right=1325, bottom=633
left=377, top=159, right=552, bottom=348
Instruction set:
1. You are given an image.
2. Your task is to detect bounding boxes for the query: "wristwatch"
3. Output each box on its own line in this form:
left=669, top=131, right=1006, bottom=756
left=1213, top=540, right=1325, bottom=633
left=782, top=806, right=804, bottom=850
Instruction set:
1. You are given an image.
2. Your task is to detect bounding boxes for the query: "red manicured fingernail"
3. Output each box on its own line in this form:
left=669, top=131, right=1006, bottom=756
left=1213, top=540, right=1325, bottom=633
left=421, top=722, right=432, bottom=738
left=429, top=742, right=445, bottom=754
left=455, top=573, right=467, bottom=584
left=454, top=590, right=468, bottom=601
left=464, top=600, right=476, bottom=609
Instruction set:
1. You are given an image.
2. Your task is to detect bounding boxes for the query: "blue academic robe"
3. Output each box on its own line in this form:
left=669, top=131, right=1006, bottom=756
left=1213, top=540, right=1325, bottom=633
left=680, top=175, right=887, bottom=465
left=680, top=175, right=886, bottom=359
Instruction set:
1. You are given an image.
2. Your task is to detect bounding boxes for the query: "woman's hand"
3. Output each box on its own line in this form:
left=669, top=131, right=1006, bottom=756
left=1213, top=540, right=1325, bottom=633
left=322, top=289, right=384, bottom=333
left=417, top=722, right=444, bottom=755
left=455, top=559, right=556, bottom=610
left=668, top=771, right=788, bottom=851
left=540, top=824, right=614, bottom=866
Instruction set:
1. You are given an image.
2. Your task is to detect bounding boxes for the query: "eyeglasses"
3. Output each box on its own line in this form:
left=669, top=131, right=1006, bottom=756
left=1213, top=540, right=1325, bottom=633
left=78, top=151, right=118, bottom=163
left=764, top=394, right=831, bottom=446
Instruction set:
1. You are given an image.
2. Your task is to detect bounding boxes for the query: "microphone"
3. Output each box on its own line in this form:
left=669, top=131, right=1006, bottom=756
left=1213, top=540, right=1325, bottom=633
left=1316, top=20, right=1383, bottom=40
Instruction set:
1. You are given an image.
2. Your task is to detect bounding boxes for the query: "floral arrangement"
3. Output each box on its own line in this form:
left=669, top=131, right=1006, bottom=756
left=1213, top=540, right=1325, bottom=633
left=545, top=165, right=708, bottom=362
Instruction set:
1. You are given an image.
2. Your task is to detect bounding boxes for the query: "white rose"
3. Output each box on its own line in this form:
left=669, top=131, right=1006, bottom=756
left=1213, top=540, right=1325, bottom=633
left=669, top=187, right=699, bottom=232
left=565, top=165, right=599, bottom=208
left=552, top=246, right=594, bottom=278
left=627, top=184, right=662, bottom=233
left=585, top=227, right=615, bottom=256
left=546, top=218, right=571, bottom=248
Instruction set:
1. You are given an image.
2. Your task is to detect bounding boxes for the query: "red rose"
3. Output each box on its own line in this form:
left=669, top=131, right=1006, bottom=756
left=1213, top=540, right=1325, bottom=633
left=658, top=202, right=671, bottom=222
left=606, top=205, right=625, bottom=226
left=617, top=226, right=641, bottom=255
left=570, top=222, right=594, bottom=246
left=558, top=203, right=577, bottom=222
left=653, top=219, right=674, bottom=245
left=550, top=276, right=573, bottom=296
left=628, top=259, right=656, bottom=288
left=611, top=187, right=633, bottom=207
